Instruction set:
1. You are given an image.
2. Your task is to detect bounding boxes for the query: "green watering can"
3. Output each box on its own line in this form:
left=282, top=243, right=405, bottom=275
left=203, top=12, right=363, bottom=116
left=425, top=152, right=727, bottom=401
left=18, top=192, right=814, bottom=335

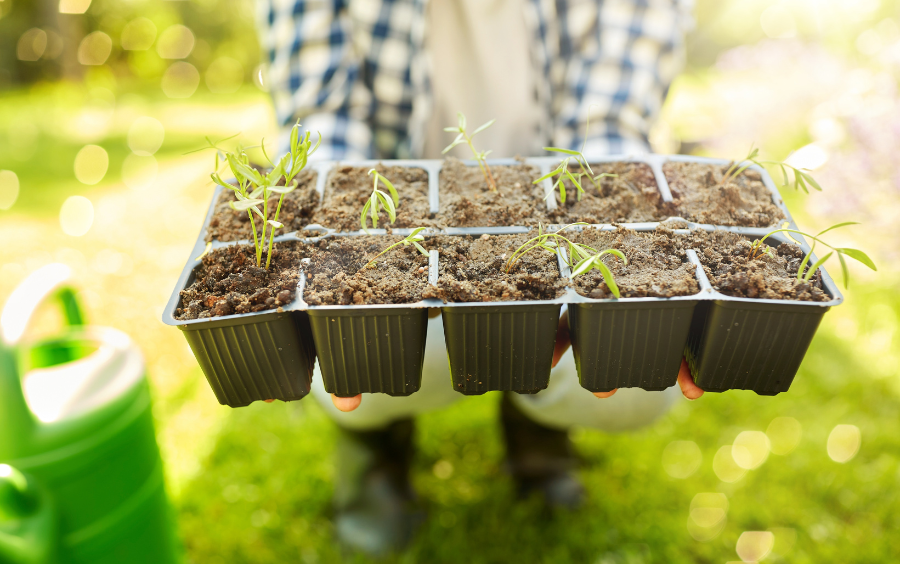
left=0, top=264, right=179, bottom=563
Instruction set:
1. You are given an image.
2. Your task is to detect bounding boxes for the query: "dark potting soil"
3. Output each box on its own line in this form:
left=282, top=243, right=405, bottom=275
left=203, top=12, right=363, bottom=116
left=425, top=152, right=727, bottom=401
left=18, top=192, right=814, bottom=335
left=314, top=165, right=433, bottom=232
left=175, top=241, right=306, bottom=320
left=437, top=158, right=546, bottom=227
left=303, top=235, right=431, bottom=305
left=549, top=162, right=670, bottom=224
left=570, top=226, right=699, bottom=299
left=423, top=233, right=565, bottom=302
left=664, top=162, right=784, bottom=227
left=205, top=169, right=318, bottom=242
left=688, top=230, right=829, bottom=301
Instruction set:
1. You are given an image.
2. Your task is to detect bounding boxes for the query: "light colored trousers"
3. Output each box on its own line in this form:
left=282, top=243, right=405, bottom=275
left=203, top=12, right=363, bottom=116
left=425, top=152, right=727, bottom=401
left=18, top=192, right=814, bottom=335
left=311, top=312, right=680, bottom=432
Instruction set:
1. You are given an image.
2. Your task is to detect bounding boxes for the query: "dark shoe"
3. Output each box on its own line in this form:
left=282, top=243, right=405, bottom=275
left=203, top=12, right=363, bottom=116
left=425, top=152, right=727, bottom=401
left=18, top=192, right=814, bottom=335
left=500, top=393, right=585, bottom=510
left=333, top=418, right=423, bottom=556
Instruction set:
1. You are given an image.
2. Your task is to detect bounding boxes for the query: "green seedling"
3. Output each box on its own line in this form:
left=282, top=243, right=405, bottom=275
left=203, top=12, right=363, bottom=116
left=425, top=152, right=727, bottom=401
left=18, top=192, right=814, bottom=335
left=443, top=112, right=498, bottom=191
left=207, top=123, right=318, bottom=270
left=536, top=112, right=616, bottom=203
left=361, top=169, right=400, bottom=232
left=505, top=223, right=628, bottom=298
left=721, top=145, right=823, bottom=193
left=362, top=227, right=430, bottom=270
left=747, top=222, right=876, bottom=289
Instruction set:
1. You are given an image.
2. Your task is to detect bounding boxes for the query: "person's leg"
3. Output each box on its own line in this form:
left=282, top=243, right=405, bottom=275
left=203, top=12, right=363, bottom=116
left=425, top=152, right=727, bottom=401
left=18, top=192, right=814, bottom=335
left=310, top=313, right=458, bottom=554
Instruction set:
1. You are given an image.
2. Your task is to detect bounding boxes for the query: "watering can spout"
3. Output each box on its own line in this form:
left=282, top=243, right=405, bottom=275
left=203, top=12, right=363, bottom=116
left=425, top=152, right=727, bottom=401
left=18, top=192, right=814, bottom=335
left=0, top=264, right=78, bottom=460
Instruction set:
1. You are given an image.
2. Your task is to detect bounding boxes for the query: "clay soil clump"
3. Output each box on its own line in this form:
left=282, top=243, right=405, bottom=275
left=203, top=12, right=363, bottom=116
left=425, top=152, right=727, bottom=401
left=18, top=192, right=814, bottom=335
left=303, top=235, right=430, bottom=305
left=570, top=226, right=699, bottom=299
left=206, top=169, right=318, bottom=242
left=664, top=162, right=784, bottom=227
left=438, top=158, right=545, bottom=227
left=424, top=233, right=565, bottom=302
left=688, top=230, right=829, bottom=301
left=551, top=162, right=669, bottom=224
left=176, top=242, right=306, bottom=320
left=314, top=165, right=433, bottom=232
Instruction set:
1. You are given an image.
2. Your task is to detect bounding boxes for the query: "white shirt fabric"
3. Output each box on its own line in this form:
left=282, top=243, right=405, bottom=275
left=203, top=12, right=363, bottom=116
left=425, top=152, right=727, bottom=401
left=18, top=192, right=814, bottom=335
left=421, top=0, right=543, bottom=159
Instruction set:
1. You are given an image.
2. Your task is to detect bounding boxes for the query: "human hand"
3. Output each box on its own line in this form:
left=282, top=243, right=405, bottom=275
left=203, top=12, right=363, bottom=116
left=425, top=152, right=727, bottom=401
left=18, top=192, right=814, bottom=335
left=550, top=310, right=704, bottom=400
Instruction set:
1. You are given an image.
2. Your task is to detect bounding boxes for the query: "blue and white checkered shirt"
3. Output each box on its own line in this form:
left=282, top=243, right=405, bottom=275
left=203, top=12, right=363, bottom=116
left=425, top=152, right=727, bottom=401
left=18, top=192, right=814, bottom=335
left=258, top=0, right=692, bottom=160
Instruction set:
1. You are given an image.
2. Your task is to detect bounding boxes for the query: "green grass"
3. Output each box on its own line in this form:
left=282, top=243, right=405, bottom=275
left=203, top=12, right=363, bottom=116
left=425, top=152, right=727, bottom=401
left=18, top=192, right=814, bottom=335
left=174, top=286, right=900, bottom=563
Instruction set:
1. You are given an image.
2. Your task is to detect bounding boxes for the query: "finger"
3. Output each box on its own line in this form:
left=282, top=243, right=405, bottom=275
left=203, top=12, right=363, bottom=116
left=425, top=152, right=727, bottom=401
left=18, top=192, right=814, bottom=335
left=552, top=310, right=571, bottom=368
left=593, top=389, right=617, bottom=399
left=677, top=359, right=704, bottom=400
left=264, top=399, right=275, bottom=403
left=331, top=393, right=362, bottom=412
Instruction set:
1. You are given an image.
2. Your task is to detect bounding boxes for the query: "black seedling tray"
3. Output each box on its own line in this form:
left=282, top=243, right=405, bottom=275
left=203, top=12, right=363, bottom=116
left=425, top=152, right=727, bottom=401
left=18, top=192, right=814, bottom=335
left=163, top=155, right=831, bottom=406
left=683, top=229, right=843, bottom=395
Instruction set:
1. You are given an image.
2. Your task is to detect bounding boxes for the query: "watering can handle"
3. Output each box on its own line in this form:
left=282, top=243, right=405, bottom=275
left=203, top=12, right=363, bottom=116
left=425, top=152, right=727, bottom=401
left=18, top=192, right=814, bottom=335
left=1, top=263, right=84, bottom=347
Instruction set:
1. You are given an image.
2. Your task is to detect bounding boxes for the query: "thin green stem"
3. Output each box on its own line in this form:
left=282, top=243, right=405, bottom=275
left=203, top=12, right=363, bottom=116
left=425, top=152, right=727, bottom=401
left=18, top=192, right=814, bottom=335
left=363, top=241, right=403, bottom=269
left=464, top=134, right=497, bottom=191
left=265, top=195, right=286, bottom=270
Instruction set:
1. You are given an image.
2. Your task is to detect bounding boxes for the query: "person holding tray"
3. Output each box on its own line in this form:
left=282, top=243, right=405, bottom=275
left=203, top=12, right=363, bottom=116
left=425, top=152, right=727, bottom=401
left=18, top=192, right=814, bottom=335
left=258, top=0, right=700, bottom=555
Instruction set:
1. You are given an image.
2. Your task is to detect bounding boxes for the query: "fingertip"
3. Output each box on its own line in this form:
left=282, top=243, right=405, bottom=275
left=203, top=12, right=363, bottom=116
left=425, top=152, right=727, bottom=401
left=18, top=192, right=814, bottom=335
left=331, top=394, right=362, bottom=412
left=264, top=399, right=275, bottom=403
left=677, top=359, right=704, bottom=400
left=593, top=389, right=618, bottom=399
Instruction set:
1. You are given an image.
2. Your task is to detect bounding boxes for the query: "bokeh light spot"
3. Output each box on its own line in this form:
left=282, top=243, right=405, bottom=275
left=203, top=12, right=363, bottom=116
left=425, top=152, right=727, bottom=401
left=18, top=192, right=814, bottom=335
left=735, top=531, right=774, bottom=562
left=785, top=143, right=828, bottom=171
left=59, top=196, right=94, bottom=237
left=17, top=28, right=47, bottom=61
left=827, top=424, right=861, bottom=463
left=161, top=62, right=200, bottom=99
left=732, top=431, right=770, bottom=470
left=73, top=145, right=108, bottom=185
left=713, top=445, right=746, bottom=483
left=0, top=171, right=20, bottom=210
left=157, top=25, right=194, bottom=59
left=77, top=31, right=112, bottom=66
left=766, top=417, right=802, bottom=456
left=121, top=17, right=157, bottom=51
left=122, top=154, right=158, bottom=191
left=58, top=0, right=91, bottom=14
left=687, top=493, right=728, bottom=542
left=661, top=440, right=702, bottom=479
left=433, top=460, right=453, bottom=480
left=127, top=116, right=165, bottom=155
left=205, top=57, right=244, bottom=94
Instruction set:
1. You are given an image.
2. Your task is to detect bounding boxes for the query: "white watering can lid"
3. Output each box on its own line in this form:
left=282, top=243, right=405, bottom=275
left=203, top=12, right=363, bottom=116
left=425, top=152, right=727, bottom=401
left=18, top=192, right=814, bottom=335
left=2, top=264, right=146, bottom=424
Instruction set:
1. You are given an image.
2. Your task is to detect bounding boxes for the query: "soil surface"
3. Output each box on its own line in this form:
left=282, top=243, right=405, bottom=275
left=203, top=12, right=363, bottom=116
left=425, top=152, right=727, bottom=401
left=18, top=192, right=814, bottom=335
left=303, top=235, right=431, bottom=305
left=549, top=162, right=671, bottom=224
left=687, top=230, right=829, bottom=301
left=176, top=242, right=306, bottom=320
left=423, top=232, right=565, bottom=302
left=570, top=226, right=699, bottom=299
left=206, top=169, right=318, bottom=242
left=314, top=165, right=433, bottom=232
left=437, top=158, right=546, bottom=227
left=664, top=162, right=784, bottom=227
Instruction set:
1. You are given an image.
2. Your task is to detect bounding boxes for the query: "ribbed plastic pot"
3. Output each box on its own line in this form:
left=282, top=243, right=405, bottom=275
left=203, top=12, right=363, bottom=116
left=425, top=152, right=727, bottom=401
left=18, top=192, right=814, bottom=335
left=569, top=299, right=697, bottom=392
left=179, top=309, right=315, bottom=407
left=308, top=307, right=428, bottom=397
left=684, top=232, right=842, bottom=395
left=441, top=303, right=562, bottom=395
left=685, top=298, right=831, bottom=395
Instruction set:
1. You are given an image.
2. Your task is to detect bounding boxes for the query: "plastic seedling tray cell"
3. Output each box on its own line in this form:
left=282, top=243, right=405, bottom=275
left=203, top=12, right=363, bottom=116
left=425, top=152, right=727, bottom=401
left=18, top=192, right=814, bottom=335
left=429, top=228, right=565, bottom=395
left=299, top=230, right=435, bottom=397
left=683, top=229, right=843, bottom=395
left=162, top=211, right=317, bottom=407
left=560, top=226, right=703, bottom=393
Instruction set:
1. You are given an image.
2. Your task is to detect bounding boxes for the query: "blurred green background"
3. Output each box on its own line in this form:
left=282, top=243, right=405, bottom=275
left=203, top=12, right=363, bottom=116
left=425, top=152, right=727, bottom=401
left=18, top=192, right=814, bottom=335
left=1, top=0, right=899, bottom=562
